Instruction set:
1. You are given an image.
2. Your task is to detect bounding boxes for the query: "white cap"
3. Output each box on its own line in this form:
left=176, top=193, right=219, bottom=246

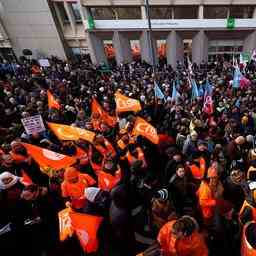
left=84, top=187, right=101, bottom=202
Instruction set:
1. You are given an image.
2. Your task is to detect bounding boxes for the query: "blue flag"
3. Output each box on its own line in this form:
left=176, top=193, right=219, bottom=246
left=198, top=84, right=204, bottom=97
left=154, top=82, right=165, bottom=100
left=172, top=81, right=180, bottom=101
left=191, top=79, right=199, bottom=99
left=233, top=67, right=241, bottom=88
left=205, top=79, right=213, bottom=96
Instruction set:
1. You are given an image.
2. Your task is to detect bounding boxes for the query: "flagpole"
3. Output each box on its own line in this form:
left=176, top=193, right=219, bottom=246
left=145, top=0, right=157, bottom=74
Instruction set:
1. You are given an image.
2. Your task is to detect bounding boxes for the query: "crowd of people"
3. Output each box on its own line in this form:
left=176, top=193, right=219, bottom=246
left=1, top=54, right=256, bottom=256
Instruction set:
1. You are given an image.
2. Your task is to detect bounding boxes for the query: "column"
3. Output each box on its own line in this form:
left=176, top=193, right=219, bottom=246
left=192, top=30, right=208, bottom=64
left=243, top=31, right=256, bottom=55
left=87, top=32, right=107, bottom=65
left=64, top=1, right=76, bottom=35
left=198, top=5, right=204, bottom=19
left=141, top=5, right=147, bottom=19
left=166, top=31, right=183, bottom=69
left=140, top=31, right=158, bottom=65
left=113, top=31, right=132, bottom=65
left=253, top=7, right=256, bottom=18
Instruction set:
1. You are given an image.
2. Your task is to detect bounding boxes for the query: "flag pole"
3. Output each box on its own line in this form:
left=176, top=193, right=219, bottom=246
left=145, top=0, right=157, bottom=74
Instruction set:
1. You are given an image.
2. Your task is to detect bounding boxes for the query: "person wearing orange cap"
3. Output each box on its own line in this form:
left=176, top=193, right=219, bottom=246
left=61, top=167, right=96, bottom=210
left=157, top=216, right=208, bottom=256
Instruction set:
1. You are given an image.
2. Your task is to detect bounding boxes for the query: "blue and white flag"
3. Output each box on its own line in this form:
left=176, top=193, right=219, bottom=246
left=171, top=81, right=180, bottom=101
left=233, top=66, right=242, bottom=88
left=154, top=81, right=165, bottom=101
left=191, top=79, right=199, bottom=100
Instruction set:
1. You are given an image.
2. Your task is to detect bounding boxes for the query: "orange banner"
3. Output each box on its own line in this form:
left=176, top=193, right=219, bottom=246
left=70, top=212, right=103, bottom=253
left=91, top=98, right=116, bottom=128
left=47, top=90, right=61, bottom=110
left=48, top=122, right=95, bottom=143
left=132, top=117, right=159, bottom=144
left=58, top=208, right=74, bottom=241
left=22, top=143, right=76, bottom=171
left=115, top=91, right=141, bottom=113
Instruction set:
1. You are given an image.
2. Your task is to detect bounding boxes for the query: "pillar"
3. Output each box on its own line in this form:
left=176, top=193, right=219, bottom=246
left=243, top=31, right=256, bottom=55
left=87, top=33, right=107, bottom=65
left=140, top=31, right=158, bottom=65
left=141, top=5, right=147, bottom=19
left=253, top=7, right=256, bottom=18
left=64, top=1, right=76, bottom=35
left=198, top=5, right=204, bottom=19
left=192, top=30, right=208, bottom=64
left=113, top=31, right=132, bottom=65
left=166, top=31, right=183, bottom=69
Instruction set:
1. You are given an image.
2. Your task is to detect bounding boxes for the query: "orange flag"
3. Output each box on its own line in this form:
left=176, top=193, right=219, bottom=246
left=22, top=143, right=76, bottom=171
left=48, top=122, right=95, bottom=143
left=47, top=90, right=61, bottom=110
left=132, top=117, right=159, bottom=144
left=58, top=208, right=74, bottom=241
left=91, top=98, right=116, bottom=128
left=70, top=212, right=103, bottom=253
left=115, top=91, right=141, bottom=113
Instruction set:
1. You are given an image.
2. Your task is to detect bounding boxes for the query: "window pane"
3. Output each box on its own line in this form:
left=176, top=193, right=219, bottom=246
left=174, top=6, right=198, bottom=19
left=150, top=7, right=172, bottom=19
left=56, top=2, right=69, bottom=23
left=71, top=3, right=82, bottom=22
left=116, top=7, right=141, bottom=19
left=230, top=6, right=254, bottom=18
left=90, top=7, right=116, bottom=20
left=204, top=6, right=228, bottom=19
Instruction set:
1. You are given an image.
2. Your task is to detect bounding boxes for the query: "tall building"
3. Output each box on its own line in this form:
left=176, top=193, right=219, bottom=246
left=0, top=0, right=256, bottom=67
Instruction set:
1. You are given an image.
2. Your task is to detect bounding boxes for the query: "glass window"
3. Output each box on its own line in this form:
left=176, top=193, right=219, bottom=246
left=89, top=7, right=116, bottom=20
left=174, top=6, right=198, bottom=19
left=56, top=2, right=69, bottom=23
left=71, top=3, right=82, bottom=23
left=230, top=6, right=254, bottom=18
left=150, top=6, right=172, bottom=19
left=116, top=7, right=141, bottom=19
left=204, top=6, right=228, bottom=19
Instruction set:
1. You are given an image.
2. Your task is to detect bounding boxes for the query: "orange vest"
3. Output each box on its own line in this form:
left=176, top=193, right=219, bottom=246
left=239, top=201, right=256, bottom=224
left=190, top=157, right=206, bottom=180
left=241, top=221, right=256, bottom=256
left=97, top=169, right=121, bottom=191
left=197, top=181, right=216, bottom=220
left=157, top=221, right=208, bottom=256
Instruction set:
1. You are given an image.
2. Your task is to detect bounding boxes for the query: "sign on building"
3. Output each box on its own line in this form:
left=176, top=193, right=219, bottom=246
left=21, top=115, right=46, bottom=135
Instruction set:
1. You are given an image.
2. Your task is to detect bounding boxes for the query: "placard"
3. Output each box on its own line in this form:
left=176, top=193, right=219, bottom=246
left=38, top=59, right=50, bottom=67
left=21, top=115, right=46, bottom=135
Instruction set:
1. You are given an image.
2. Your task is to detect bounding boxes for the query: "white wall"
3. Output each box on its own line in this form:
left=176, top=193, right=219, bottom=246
left=0, top=0, right=67, bottom=59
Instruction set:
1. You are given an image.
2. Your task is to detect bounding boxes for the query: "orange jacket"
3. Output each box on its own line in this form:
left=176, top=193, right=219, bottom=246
left=158, top=221, right=208, bottom=256
left=197, top=181, right=216, bottom=220
left=61, top=173, right=96, bottom=209
left=189, top=157, right=206, bottom=180
left=241, top=221, right=256, bottom=256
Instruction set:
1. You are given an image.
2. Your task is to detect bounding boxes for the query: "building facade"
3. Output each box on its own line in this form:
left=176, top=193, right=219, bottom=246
left=0, top=0, right=256, bottom=67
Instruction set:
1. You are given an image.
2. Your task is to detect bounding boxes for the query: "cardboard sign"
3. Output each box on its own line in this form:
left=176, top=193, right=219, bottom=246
left=38, top=59, right=50, bottom=67
left=21, top=115, right=46, bottom=135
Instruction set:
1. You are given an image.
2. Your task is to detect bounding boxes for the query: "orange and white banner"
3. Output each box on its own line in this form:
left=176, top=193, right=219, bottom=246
left=91, top=98, right=116, bottom=127
left=22, top=143, right=76, bottom=171
left=48, top=122, right=95, bottom=143
left=58, top=208, right=74, bottom=241
left=70, top=212, right=103, bottom=253
left=115, top=91, right=141, bottom=113
left=47, top=90, right=61, bottom=110
left=132, top=117, right=159, bottom=144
